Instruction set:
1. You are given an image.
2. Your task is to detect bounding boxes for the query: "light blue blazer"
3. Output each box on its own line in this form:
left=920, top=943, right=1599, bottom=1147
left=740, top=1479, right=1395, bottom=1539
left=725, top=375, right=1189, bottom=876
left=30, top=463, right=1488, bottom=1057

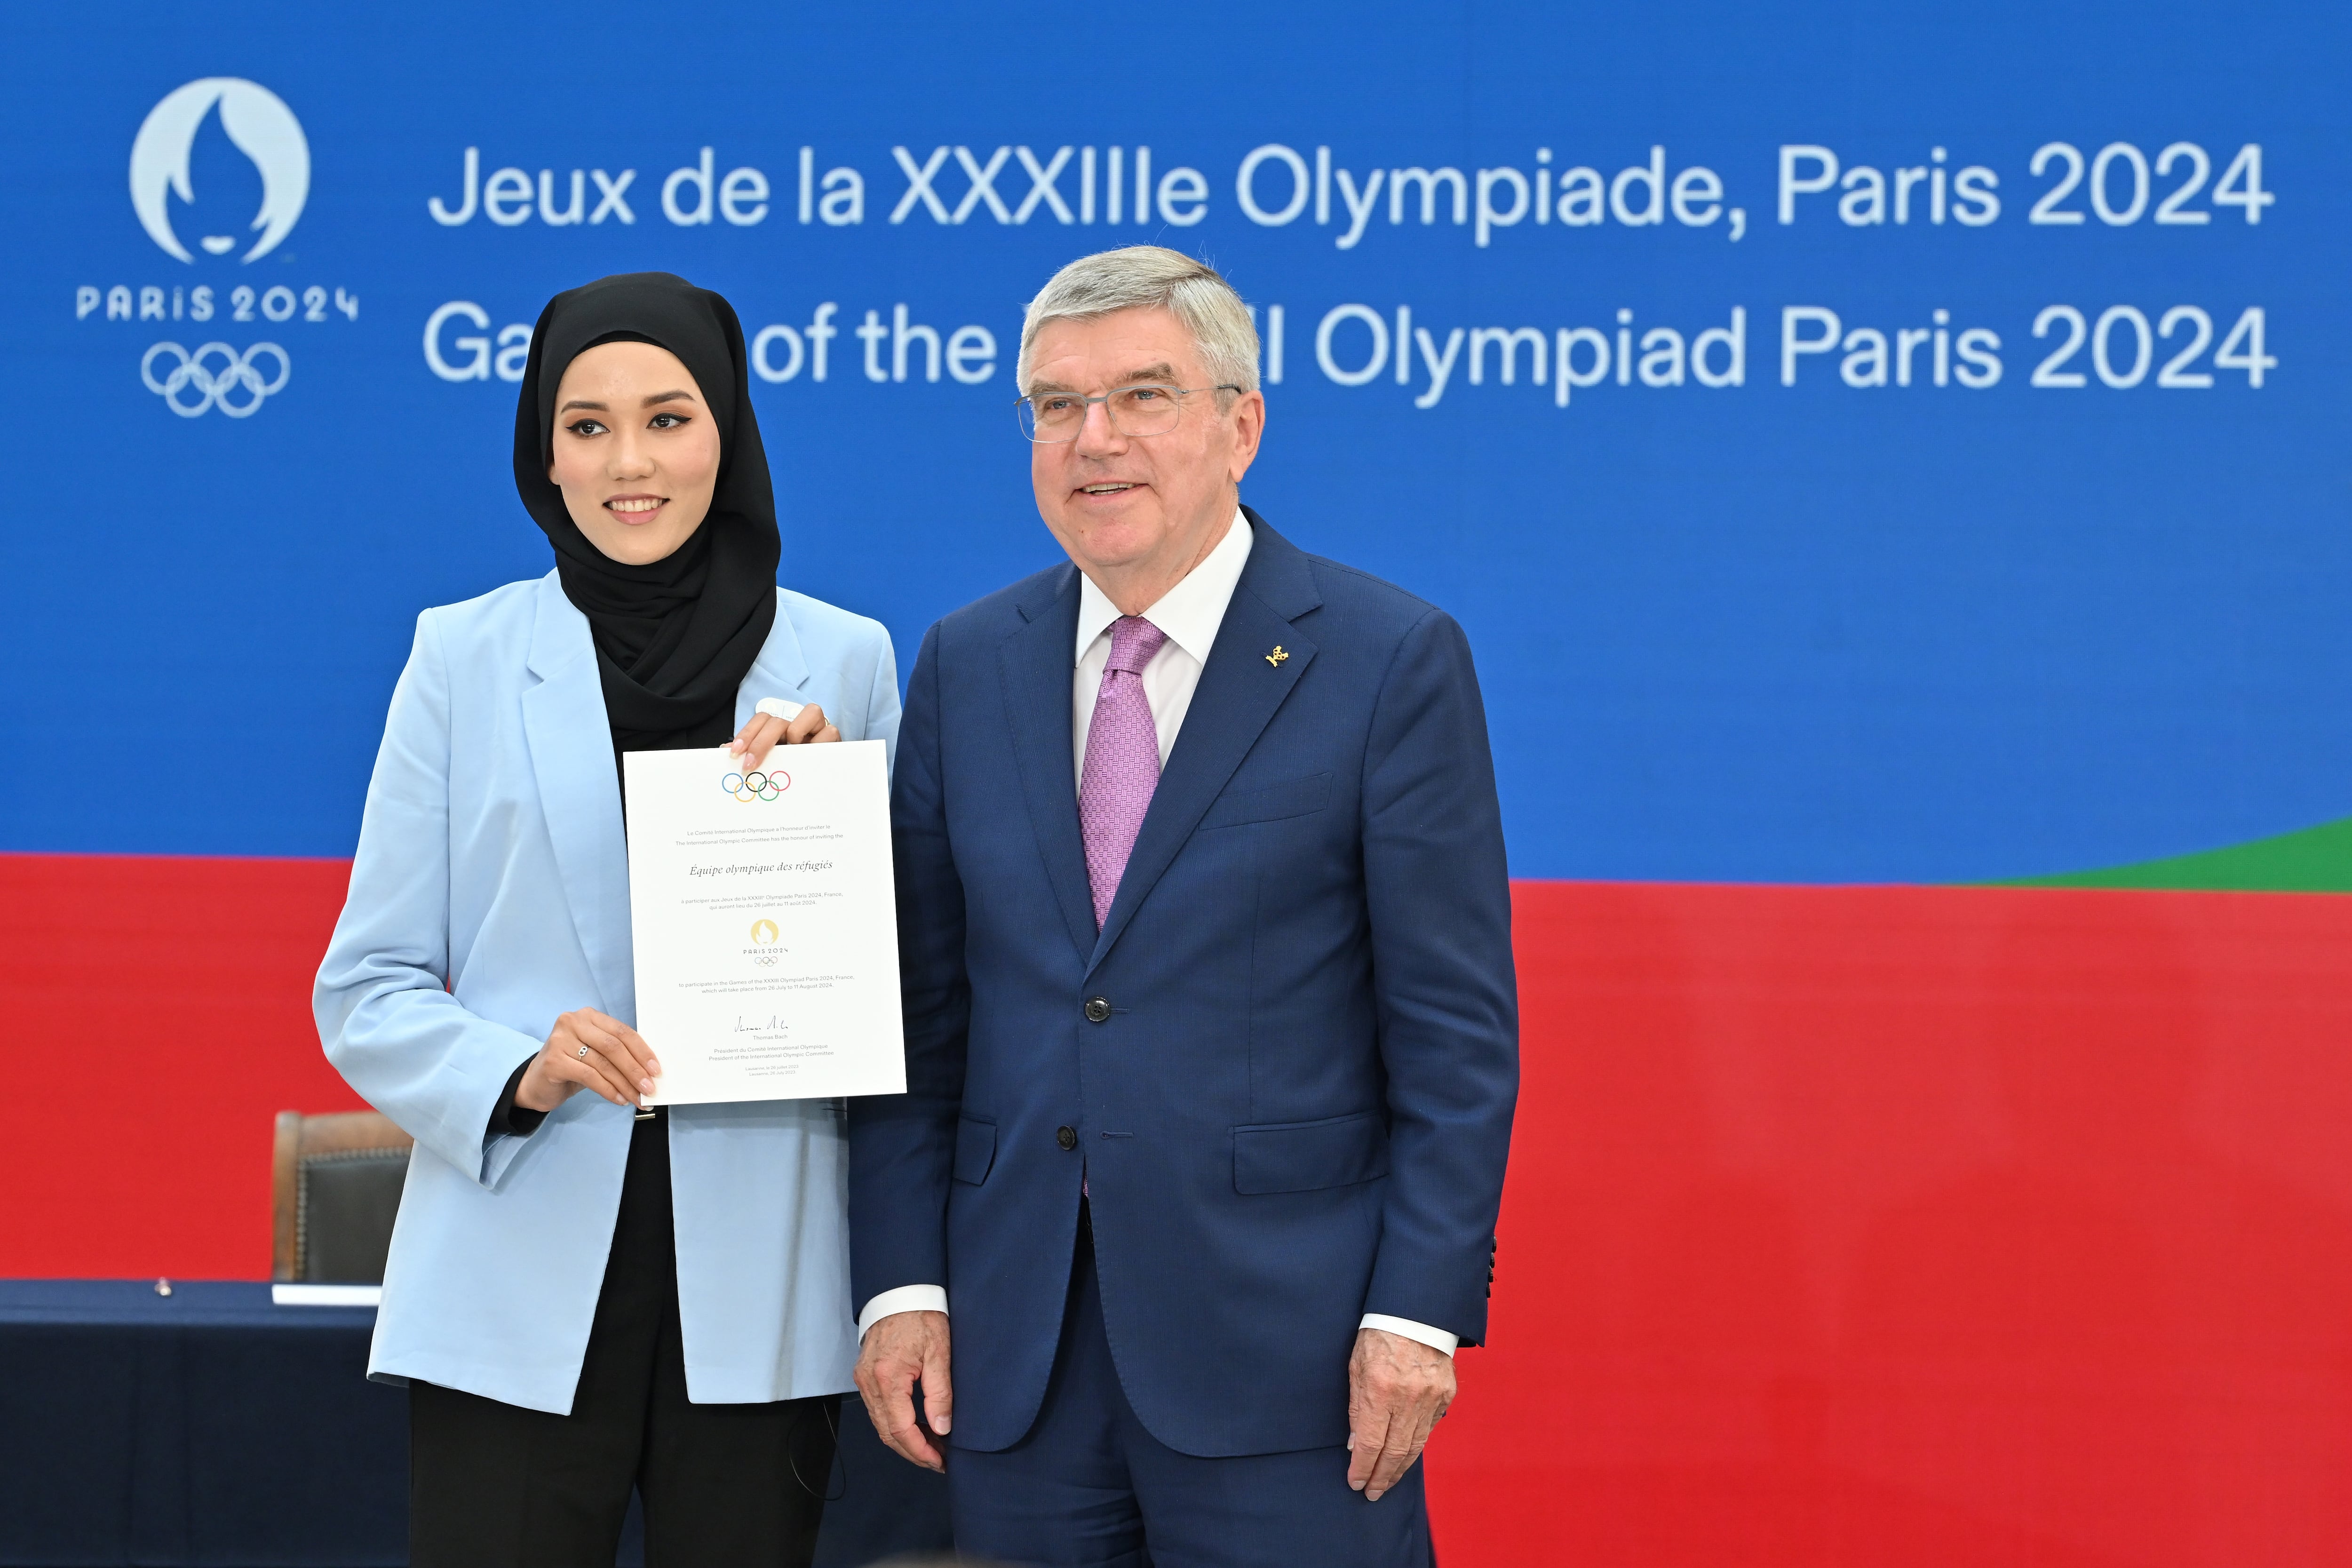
left=316, top=570, right=900, bottom=1415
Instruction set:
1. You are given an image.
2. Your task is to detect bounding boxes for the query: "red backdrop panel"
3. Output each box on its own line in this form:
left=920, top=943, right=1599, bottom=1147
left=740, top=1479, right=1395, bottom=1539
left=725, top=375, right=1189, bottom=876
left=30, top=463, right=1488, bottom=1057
left=7, top=856, right=2350, bottom=1564
left=1428, top=880, right=2352, bottom=1568
left=3, top=852, right=363, bottom=1279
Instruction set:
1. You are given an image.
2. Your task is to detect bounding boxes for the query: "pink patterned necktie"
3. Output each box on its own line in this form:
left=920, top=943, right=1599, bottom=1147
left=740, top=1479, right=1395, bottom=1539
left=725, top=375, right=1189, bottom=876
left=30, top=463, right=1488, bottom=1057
left=1079, top=615, right=1169, bottom=927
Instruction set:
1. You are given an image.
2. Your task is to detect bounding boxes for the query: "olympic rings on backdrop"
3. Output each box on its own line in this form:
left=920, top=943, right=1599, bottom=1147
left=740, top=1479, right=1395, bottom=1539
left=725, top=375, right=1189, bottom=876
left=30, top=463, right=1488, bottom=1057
left=721, top=769, right=791, bottom=802
left=142, top=341, right=291, bottom=417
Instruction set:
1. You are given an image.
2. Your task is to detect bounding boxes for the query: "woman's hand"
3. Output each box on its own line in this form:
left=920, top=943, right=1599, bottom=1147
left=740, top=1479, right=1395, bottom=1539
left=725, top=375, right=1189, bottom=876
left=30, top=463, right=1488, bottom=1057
left=729, top=701, right=840, bottom=771
left=517, top=1009, right=661, bottom=1113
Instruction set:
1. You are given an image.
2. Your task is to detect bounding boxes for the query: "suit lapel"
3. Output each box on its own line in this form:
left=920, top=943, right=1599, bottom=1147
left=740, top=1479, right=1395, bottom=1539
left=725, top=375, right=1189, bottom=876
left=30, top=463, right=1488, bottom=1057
left=1089, top=516, right=1322, bottom=974
left=734, top=589, right=811, bottom=728
left=519, top=574, right=632, bottom=1011
left=997, top=567, right=1099, bottom=965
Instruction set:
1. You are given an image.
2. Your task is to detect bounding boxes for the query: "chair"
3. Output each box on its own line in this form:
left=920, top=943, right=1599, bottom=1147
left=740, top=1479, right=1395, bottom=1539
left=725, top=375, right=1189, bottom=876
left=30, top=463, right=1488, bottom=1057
left=271, top=1110, right=414, bottom=1283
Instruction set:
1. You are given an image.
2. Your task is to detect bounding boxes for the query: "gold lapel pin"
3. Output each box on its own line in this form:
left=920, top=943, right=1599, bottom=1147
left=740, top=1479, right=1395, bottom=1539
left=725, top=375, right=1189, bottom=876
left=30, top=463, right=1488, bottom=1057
left=1266, top=645, right=1289, bottom=667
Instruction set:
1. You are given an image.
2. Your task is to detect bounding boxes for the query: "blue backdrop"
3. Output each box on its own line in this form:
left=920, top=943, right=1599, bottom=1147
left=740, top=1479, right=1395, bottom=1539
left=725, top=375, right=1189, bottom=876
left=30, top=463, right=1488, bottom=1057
left=7, top=0, right=2343, bottom=883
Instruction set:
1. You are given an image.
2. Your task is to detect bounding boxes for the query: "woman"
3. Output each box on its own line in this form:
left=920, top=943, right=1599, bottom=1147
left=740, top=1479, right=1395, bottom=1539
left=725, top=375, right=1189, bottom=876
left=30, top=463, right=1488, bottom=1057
left=316, top=272, right=898, bottom=1565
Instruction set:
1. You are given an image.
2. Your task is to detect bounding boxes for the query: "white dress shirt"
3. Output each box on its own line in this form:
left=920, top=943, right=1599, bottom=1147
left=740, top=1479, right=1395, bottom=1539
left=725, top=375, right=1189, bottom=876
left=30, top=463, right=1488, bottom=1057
left=860, top=511, right=1458, bottom=1357
left=1069, top=508, right=1255, bottom=784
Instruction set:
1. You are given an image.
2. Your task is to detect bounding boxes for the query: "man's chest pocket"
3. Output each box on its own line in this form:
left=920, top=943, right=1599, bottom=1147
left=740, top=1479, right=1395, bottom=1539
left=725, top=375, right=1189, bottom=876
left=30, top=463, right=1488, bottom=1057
left=1199, top=771, right=1332, bottom=831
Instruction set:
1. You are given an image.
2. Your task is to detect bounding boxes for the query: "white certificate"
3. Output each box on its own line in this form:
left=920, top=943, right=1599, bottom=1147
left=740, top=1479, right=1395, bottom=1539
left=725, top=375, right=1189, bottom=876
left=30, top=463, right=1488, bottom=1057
left=622, top=739, right=905, bottom=1105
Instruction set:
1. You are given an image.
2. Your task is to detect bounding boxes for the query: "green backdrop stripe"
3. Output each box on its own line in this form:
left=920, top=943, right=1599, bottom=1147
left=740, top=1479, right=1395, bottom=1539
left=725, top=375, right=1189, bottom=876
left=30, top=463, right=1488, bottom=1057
left=2000, top=815, right=2352, bottom=893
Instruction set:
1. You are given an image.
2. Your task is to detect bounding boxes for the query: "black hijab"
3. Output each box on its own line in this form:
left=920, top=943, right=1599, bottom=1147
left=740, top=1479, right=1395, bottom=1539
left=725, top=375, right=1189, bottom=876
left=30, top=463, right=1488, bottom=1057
left=514, top=272, right=779, bottom=764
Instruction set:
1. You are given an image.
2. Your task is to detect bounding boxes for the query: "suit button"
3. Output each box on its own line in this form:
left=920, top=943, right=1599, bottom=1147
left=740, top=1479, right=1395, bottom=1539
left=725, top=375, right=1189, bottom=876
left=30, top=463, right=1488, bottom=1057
left=1083, top=997, right=1112, bottom=1024
left=1056, top=1125, right=1078, bottom=1151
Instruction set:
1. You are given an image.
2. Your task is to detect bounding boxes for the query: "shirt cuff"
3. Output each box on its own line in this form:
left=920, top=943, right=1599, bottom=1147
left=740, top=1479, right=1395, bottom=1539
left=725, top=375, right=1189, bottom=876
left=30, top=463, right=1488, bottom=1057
left=485, top=1057, right=546, bottom=1140
left=1359, top=1314, right=1459, bottom=1356
left=858, top=1284, right=949, bottom=1340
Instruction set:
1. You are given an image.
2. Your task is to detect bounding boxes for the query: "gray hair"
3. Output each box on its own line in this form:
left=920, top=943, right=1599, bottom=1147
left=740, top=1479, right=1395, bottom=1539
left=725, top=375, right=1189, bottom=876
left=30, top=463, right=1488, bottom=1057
left=1017, top=247, right=1260, bottom=400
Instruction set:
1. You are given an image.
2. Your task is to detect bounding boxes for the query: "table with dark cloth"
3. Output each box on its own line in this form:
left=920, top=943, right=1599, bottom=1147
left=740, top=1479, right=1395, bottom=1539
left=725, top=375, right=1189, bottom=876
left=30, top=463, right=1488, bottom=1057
left=0, top=1281, right=951, bottom=1568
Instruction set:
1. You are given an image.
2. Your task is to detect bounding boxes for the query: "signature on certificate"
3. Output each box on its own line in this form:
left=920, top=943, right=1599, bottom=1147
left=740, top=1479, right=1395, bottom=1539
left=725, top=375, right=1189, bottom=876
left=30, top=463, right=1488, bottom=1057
left=734, top=1015, right=788, bottom=1034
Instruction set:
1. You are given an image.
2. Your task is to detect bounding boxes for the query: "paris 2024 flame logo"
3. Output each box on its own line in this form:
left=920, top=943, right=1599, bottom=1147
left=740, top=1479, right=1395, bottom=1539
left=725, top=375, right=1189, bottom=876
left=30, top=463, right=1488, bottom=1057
left=128, top=78, right=309, bottom=263
left=89, top=78, right=349, bottom=421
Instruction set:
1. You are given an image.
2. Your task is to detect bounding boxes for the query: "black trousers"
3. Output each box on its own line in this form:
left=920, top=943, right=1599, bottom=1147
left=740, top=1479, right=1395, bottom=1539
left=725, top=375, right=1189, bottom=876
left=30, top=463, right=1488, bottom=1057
left=409, top=1110, right=839, bottom=1567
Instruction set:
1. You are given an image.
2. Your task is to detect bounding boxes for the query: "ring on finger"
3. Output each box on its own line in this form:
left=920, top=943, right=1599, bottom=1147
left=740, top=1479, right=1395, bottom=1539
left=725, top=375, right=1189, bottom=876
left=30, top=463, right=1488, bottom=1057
left=577, top=1045, right=591, bottom=1060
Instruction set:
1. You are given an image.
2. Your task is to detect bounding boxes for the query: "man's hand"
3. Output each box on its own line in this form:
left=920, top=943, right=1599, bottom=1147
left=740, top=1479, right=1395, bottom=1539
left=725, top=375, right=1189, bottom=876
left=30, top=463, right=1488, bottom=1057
left=853, top=1309, right=953, bottom=1472
left=1346, top=1326, right=1455, bottom=1501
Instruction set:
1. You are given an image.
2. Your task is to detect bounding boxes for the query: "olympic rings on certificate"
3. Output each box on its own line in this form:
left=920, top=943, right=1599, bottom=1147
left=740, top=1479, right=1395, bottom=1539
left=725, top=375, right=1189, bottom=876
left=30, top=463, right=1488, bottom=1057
left=721, top=768, right=790, bottom=802
left=142, top=341, right=291, bottom=418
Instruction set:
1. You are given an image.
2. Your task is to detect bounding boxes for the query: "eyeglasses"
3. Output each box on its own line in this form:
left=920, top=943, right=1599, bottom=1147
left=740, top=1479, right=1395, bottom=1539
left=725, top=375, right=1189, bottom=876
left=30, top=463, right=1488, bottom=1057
left=1014, top=383, right=1242, bottom=444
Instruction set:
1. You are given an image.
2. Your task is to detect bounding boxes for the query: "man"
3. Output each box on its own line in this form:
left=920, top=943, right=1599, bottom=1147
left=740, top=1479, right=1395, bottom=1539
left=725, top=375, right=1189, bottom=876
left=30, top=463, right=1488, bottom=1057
left=850, top=247, right=1518, bottom=1566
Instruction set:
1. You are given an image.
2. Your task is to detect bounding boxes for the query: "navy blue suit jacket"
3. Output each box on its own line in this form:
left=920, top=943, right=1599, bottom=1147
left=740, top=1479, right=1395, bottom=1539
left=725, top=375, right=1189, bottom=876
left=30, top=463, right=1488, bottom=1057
left=850, top=513, right=1518, bottom=1457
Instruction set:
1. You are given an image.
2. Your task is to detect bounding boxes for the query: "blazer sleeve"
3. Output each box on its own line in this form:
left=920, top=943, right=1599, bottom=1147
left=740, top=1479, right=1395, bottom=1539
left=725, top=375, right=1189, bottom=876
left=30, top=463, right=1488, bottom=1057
left=865, top=625, right=904, bottom=777
left=314, top=610, right=547, bottom=1185
left=847, top=621, right=967, bottom=1311
left=1358, top=607, right=1520, bottom=1345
